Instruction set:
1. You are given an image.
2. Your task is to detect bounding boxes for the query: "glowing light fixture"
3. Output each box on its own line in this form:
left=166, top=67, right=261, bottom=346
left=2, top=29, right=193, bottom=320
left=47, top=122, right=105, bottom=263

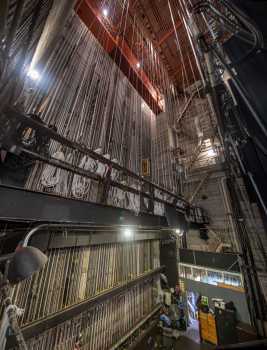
left=175, top=228, right=184, bottom=237
left=103, top=8, right=108, bottom=17
left=207, top=148, right=216, bottom=157
left=27, top=68, right=40, bottom=81
left=136, top=62, right=141, bottom=69
left=123, top=228, right=134, bottom=239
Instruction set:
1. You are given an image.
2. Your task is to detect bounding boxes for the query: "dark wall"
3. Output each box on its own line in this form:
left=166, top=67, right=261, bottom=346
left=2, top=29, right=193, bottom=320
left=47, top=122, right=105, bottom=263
left=179, top=249, right=240, bottom=273
left=160, top=236, right=178, bottom=288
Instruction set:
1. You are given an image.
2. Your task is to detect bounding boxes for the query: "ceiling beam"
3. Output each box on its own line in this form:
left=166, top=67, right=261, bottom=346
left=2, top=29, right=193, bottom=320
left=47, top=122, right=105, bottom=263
left=76, top=0, right=163, bottom=114
left=157, top=20, right=182, bottom=46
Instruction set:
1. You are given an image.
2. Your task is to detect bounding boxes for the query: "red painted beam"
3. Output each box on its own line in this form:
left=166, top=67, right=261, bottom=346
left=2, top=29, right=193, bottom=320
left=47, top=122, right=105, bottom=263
left=157, top=20, right=182, bottom=46
left=76, top=0, right=163, bottom=114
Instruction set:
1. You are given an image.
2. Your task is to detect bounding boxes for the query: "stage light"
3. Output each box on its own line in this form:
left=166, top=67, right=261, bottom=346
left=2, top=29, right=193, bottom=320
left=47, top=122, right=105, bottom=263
left=8, top=246, right=47, bottom=284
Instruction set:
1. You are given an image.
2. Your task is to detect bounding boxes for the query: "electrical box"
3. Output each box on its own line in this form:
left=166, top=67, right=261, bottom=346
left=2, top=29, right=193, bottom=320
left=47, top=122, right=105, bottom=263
left=141, top=159, right=150, bottom=176
left=199, top=311, right=218, bottom=345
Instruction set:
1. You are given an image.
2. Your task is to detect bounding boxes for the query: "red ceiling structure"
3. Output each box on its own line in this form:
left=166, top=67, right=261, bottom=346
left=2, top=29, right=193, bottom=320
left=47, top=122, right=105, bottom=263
left=76, top=0, right=198, bottom=114
left=76, top=0, right=163, bottom=114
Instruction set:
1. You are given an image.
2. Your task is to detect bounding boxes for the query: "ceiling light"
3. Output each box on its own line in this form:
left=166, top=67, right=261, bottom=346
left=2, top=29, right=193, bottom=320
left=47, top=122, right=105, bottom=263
left=103, top=8, right=108, bottom=17
left=27, top=68, right=40, bottom=81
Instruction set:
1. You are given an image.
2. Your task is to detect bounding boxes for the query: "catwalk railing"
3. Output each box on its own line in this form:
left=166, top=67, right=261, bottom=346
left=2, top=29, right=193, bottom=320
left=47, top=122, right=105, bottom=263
left=0, top=107, right=208, bottom=224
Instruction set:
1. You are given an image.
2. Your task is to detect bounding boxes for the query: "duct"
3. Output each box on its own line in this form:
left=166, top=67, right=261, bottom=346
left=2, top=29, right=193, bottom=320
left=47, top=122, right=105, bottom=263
left=29, top=0, right=76, bottom=73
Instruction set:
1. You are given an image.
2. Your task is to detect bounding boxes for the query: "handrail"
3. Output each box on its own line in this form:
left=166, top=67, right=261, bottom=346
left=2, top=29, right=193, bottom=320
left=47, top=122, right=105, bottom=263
left=1, top=108, right=210, bottom=224
left=3, top=107, right=186, bottom=204
left=13, top=267, right=164, bottom=344
left=22, top=222, right=164, bottom=247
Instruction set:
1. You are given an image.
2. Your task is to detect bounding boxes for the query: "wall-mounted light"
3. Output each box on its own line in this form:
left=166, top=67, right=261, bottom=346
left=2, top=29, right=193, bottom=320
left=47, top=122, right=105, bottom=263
left=123, top=227, right=134, bottom=239
left=207, top=148, right=216, bottom=157
left=175, top=228, right=184, bottom=237
left=27, top=68, right=41, bottom=81
left=102, top=8, right=109, bottom=17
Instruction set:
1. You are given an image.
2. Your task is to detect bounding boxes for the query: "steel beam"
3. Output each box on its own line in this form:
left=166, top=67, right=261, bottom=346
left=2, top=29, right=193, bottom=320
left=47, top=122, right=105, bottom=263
left=76, top=0, right=163, bottom=114
left=157, top=20, right=182, bottom=47
left=0, top=185, right=167, bottom=227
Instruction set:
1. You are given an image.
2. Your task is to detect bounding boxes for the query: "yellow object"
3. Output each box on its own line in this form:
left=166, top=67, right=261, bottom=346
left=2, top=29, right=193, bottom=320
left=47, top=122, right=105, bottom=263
left=199, top=311, right=218, bottom=345
left=141, top=159, right=150, bottom=176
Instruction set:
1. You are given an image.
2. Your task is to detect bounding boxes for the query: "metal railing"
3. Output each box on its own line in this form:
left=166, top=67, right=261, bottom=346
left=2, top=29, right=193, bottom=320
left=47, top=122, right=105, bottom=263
left=0, top=108, right=213, bottom=222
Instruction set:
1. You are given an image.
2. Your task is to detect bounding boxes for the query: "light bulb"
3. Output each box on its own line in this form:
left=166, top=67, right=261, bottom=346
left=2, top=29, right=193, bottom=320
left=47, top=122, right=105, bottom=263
left=27, top=68, right=40, bottom=81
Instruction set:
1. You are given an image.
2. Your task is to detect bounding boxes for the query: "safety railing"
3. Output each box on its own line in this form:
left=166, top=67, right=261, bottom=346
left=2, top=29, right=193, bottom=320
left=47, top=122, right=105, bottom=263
left=0, top=107, right=208, bottom=224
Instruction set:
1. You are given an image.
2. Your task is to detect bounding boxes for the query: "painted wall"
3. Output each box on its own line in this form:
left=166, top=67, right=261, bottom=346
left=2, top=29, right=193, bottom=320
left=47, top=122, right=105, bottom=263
left=183, top=278, right=251, bottom=324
